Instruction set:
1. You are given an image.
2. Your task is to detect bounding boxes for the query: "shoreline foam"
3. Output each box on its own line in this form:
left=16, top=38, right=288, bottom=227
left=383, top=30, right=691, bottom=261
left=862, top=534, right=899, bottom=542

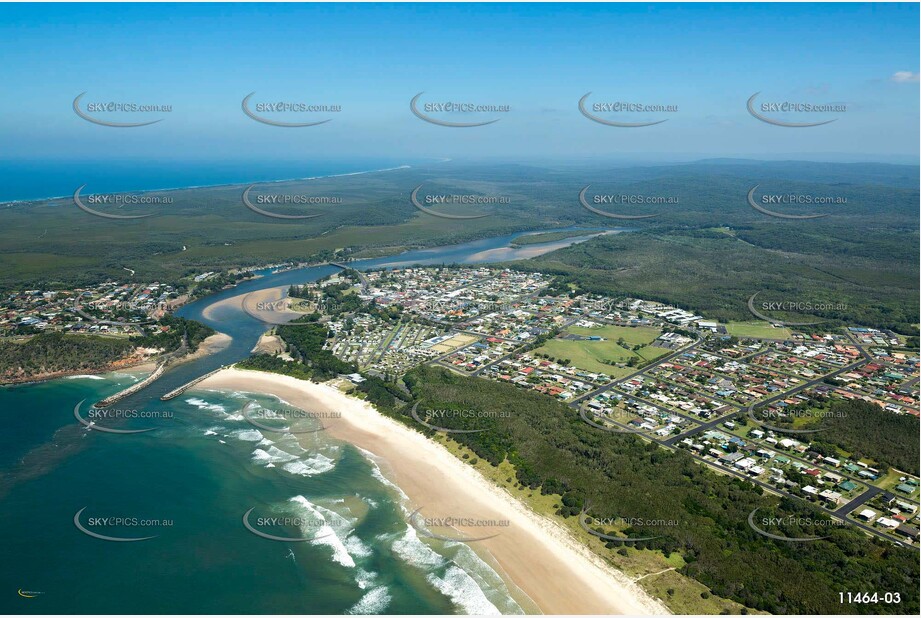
left=197, top=367, right=670, bottom=616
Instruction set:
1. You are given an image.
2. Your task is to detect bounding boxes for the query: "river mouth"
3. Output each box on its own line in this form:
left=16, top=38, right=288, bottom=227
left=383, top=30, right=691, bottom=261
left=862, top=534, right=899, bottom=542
left=1, top=226, right=624, bottom=410
left=0, top=225, right=624, bottom=614
left=0, top=224, right=623, bottom=471
left=175, top=226, right=624, bottom=379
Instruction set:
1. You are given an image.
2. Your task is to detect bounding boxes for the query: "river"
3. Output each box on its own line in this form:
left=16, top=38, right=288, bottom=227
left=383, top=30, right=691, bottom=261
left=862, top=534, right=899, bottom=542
left=0, top=227, right=620, bottom=614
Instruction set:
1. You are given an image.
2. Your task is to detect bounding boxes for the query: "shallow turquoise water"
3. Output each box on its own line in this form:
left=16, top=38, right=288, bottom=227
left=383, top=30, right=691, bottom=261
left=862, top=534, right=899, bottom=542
left=0, top=385, right=522, bottom=614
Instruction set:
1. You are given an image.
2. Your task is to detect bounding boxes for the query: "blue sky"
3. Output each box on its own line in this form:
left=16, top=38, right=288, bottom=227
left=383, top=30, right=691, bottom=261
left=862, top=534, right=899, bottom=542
left=1, top=2, right=918, bottom=163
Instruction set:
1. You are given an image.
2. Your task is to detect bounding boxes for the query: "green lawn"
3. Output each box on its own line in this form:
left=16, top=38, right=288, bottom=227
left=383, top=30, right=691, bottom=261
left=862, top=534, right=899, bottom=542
left=874, top=468, right=921, bottom=496
left=725, top=321, right=793, bottom=339
left=536, top=324, right=667, bottom=376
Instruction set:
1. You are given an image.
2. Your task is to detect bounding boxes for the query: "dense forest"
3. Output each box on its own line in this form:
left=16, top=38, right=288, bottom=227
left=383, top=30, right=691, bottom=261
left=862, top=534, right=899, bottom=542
left=238, top=320, right=356, bottom=381
left=383, top=365, right=920, bottom=615
left=814, top=400, right=920, bottom=476
left=0, top=332, right=134, bottom=381
left=523, top=228, right=919, bottom=334
left=235, top=353, right=315, bottom=381
left=0, top=316, right=216, bottom=383
left=4, top=160, right=916, bottom=310
left=354, top=373, right=413, bottom=408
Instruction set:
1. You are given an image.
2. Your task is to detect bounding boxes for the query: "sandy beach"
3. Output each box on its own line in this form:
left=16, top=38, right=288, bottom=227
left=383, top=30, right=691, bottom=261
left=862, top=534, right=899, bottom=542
left=198, top=367, right=669, bottom=616
left=251, top=332, right=288, bottom=357
left=186, top=331, right=232, bottom=360
left=203, top=286, right=307, bottom=325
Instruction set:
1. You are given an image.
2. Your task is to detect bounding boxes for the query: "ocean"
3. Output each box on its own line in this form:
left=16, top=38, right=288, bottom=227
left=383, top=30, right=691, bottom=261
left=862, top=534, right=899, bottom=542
left=0, top=228, right=622, bottom=614
left=0, top=376, right=523, bottom=614
left=0, top=159, right=424, bottom=204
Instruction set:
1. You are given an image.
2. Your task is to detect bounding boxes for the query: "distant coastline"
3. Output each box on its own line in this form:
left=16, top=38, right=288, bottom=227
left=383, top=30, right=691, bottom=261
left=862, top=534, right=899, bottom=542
left=0, top=159, right=451, bottom=206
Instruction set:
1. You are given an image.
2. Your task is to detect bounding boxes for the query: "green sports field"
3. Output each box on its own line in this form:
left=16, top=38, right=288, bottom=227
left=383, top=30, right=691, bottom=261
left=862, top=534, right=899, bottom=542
left=536, top=324, right=667, bottom=377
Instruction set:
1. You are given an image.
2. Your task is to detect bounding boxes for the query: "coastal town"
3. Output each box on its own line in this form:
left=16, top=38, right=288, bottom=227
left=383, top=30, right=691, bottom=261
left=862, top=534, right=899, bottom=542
left=0, top=265, right=258, bottom=339
left=3, top=3, right=918, bottom=615
left=1, top=280, right=182, bottom=336
left=287, top=265, right=920, bottom=547
left=0, top=271, right=239, bottom=385
left=3, top=264, right=919, bottom=548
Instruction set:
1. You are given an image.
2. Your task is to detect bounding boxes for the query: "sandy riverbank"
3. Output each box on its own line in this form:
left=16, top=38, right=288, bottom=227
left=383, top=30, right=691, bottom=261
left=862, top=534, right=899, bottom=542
left=251, top=332, right=288, bottom=357
left=202, top=286, right=308, bottom=325
left=197, top=367, right=669, bottom=616
left=201, top=290, right=247, bottom=321
left=185, top=331, right=232, bottom=360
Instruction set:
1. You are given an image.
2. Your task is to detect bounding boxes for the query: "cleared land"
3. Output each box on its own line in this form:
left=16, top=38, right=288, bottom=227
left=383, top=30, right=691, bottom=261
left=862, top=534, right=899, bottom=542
left=430, top=332, right=478, bottom=353
left=537, top=324, right=666, bottom=377
left=725, top=321, right=793, bottom=339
